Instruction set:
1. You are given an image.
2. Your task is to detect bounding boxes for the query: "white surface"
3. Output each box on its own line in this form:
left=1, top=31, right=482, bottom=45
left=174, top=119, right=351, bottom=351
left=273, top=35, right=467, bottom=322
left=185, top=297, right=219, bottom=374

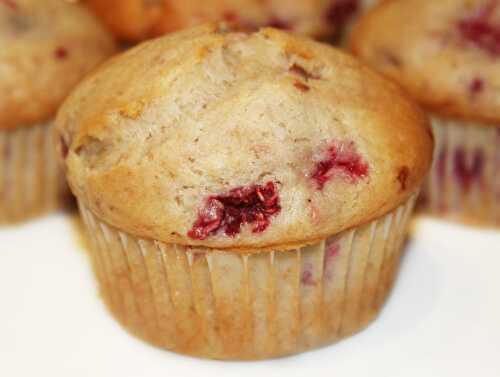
left=1, top=214, right=499, bottom=377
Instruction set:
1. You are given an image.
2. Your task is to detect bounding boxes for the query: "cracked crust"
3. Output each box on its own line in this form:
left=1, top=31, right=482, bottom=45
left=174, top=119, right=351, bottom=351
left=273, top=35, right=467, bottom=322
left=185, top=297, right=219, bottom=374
left=56, top=24, right=433, bottom=251
left=0, top=0, right=117, bottom=130
left=350, top=0, right=500, bottom=127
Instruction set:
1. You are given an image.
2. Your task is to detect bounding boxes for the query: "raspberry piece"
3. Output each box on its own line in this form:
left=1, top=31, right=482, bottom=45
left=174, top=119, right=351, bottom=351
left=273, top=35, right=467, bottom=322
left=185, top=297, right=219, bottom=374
left=188, top=182, right=281, bottom=240
left=311, top=141, right=368, bottom=190
left=458, top=0, right=500, bottom=55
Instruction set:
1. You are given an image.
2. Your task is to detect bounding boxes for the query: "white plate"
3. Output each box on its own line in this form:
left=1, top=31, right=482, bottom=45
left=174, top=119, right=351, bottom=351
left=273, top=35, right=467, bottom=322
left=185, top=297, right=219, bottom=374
left=1, top=214, right=499, bottom=377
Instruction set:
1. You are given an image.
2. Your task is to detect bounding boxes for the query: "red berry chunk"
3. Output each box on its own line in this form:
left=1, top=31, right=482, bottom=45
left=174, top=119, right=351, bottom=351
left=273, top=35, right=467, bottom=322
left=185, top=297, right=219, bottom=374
left=458, top=0, right=500, bottom=55
left=311, top=141, right=368, bottom=190
left=188, top=182, right=281, bottom=240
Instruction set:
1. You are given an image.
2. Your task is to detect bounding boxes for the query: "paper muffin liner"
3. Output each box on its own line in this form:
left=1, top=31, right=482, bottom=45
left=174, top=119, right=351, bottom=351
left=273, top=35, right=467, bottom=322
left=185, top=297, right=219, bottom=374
left=0, top=122, right=68, bottom=224
left=419, top=116, right=500, bottom=226
left=79, top=193, right=417, bottom=360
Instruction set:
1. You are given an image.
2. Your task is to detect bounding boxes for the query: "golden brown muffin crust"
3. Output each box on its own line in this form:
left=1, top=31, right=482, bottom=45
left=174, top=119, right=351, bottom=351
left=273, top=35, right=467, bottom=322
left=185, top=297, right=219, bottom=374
left=0, top=0, right=117, bottom=130
left=351, top=0, right=500, bottom=126
left=57, top=24, right=433, bottom=251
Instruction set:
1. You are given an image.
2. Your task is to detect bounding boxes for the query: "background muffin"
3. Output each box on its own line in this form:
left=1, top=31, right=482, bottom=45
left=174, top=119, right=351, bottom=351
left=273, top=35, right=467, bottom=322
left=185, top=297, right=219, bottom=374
left=84, top=0, right=361, bottom=42
left=351, top=0, right=500, bottom=226
left=0, top=0, right=116, bottom=224
left=56, top=24, right=432, bottom=359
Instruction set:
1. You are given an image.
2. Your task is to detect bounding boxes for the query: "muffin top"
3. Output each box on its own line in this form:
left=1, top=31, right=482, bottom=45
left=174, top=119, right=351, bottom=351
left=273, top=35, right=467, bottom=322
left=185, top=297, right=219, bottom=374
left=0, top=0, right=117, bottom=130
left=351, top=0, right=500, bottom=126
left=85, top=0, right=359, bottom=42
left=57, top=24, right=432, bottom=251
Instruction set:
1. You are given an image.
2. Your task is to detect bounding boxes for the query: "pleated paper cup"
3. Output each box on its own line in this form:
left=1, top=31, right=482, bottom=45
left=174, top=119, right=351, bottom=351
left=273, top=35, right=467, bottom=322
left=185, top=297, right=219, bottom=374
left=419, top=116, right=500, bottom=227
left=0, top=122, right=69, bottom=224
left=79, top=193, right=417, bottom=360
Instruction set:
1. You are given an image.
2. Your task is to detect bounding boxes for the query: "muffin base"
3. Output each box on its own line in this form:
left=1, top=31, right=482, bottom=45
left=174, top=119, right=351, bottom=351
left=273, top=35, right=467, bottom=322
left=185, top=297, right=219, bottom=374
left=420, top=117, right=500, bottom=227
left=79, top=194, right=417, bottom=360
left=0, top=122, right=69, bottom=224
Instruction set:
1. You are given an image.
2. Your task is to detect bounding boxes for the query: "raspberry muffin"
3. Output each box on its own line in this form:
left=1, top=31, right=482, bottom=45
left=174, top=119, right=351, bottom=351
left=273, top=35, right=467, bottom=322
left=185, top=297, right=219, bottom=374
left=56, top=24, right=432, bottom=359
left=85, top=0, right=360, bottom=42
left=351, top=0, right=500, bottom=226
left=0, top=0, right=116, bottom=224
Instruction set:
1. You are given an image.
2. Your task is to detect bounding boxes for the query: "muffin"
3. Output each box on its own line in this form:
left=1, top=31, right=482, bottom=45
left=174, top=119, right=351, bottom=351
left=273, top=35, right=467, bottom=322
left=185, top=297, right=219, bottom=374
left=0, top=0, right=116, bottom=223
left=351, top=0, right=500, bottom=226
left=85, top=0, right=360, bottom=42
left=56, top=24, right=432, bottom=359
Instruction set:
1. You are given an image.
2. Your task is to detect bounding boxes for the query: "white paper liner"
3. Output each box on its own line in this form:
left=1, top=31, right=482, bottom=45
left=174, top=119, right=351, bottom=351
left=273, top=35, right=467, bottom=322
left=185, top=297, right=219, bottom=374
left=420, top=116, right=500, bottom=226
left=79, top=193, right=417, bottom=360
left=0, top=122, right=68, bottom=224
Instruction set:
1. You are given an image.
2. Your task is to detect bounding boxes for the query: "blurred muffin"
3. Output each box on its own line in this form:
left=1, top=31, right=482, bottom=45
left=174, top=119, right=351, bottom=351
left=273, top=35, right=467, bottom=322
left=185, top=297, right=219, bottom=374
left=351, top=0, right=500, bottom=226
left=56, top=24, right=432, bottom=359
left=0, top=0, right=116, bottom=224
left=85, top=0, right=361, bottom=42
